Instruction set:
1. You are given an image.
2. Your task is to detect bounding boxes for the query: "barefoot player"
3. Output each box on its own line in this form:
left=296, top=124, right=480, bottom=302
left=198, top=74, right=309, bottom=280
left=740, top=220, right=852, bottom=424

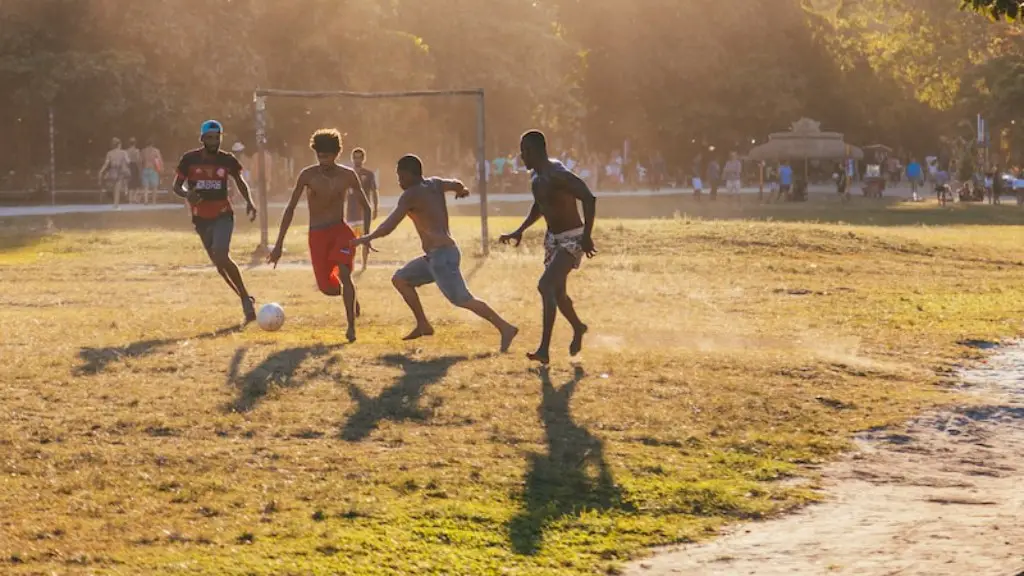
left=500, top=130, right=596, bottom=364
left=349, top=147, right=378, bottom=270
left=267, top=129, right=371, bottom=342
left=352, top=154, right=518, bottom=351
left=171, top=120, right=259, bottom=323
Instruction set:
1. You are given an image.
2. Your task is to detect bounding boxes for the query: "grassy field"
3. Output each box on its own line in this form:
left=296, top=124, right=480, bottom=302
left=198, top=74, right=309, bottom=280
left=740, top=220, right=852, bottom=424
left=2, top=196, right=1024, bottom=575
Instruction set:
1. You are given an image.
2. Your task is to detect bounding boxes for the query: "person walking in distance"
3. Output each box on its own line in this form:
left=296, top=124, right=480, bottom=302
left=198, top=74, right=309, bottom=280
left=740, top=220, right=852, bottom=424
left=99, top=137, right=130, bottom=208
left=140, top=139, right=164, bottom=204
left=723, top=152, right=743, bottom=200
left=500, top=130, right=597, bottom=364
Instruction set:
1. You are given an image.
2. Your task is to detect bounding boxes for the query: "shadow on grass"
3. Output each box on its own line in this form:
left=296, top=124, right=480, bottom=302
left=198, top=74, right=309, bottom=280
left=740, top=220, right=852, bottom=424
left=75, top=324, right=243, bottom=375
left=225, top=343, right=347, bottom=413
left=339, top=353, right=475, bottom=442
left=507, top=366, right=632, bottom=555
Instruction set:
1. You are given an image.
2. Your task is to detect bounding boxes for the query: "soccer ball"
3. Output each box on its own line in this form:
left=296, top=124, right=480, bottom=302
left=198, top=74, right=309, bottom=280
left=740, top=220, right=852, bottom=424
left=257, top=303, right=286, bottom=332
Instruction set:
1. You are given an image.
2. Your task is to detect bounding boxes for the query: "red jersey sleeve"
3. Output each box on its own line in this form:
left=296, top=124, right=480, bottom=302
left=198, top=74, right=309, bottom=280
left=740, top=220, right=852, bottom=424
left=175, top=153, right=192, bottom=180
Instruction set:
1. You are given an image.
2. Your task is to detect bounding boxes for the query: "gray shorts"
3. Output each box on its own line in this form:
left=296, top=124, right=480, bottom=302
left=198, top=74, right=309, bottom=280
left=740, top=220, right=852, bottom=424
left=194, top=213, right=233, bottom=260
left=394, top=245, right=473, bottom=305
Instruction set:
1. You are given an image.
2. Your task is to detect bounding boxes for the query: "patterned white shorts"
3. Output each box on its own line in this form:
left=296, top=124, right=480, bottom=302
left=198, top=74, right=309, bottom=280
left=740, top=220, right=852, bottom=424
left=544, top=227, right=585, bottom=269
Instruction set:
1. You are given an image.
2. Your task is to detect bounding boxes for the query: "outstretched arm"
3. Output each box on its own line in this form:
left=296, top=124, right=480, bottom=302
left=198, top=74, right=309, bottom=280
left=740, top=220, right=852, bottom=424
left=267, top=171, right=307, bottom=266
left=498, top=202, right=541, bottom=247
left=231, top=172, right=255, bottom=206
left=229, top=155, right=257, bottom=220
left=356, top=192, right=410, bottom=244
left=514, top=202, right=542, bottom=235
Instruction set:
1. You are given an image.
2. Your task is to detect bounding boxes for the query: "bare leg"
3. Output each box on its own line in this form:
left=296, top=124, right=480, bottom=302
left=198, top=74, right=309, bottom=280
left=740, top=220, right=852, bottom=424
left=217, top=267, right=241, bottom=296
left=456, top=299, right=518, bottom=352
left=360, top=244, right=370, bottom=271
left=212, top=252, right=255, bottom=322
left=219, top=259, right=250, bottom=300
left=392, top=276, right=434, bottom=339
left=338, top=266, right=357, bottom=342
left=557, top=291, right=588, bottom=356
left=529, top=251, right=578, bottom=364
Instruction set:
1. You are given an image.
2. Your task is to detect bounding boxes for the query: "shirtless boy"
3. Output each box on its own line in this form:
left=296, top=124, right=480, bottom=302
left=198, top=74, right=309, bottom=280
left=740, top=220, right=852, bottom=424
left=352, top=154, right=518, bottom=351
left=500, top=130, right=597, bottom=364
left=267, top=129, right=372, bottom=342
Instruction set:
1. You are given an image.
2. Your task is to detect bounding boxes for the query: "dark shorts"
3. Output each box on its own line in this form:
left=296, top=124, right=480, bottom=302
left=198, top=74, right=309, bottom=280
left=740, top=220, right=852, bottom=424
left=129, top=163, right=142, bottom=189
left=393, top=245, right=473, bottom=305
left=194, top=213, right=234, bottom=260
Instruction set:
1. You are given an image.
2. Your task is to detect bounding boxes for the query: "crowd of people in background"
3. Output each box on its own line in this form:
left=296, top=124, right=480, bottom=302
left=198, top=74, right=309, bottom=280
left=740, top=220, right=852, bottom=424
left=87, top=138, right=1024, bottom=208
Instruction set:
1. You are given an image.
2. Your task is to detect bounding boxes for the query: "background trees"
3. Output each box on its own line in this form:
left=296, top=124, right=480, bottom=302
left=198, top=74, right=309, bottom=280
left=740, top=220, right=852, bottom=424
left=0, top=0, right=1018, bottom=175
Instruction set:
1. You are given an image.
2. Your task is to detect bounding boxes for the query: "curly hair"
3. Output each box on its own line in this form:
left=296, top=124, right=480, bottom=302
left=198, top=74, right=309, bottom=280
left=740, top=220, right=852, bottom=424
left=310, top=129, right=342, bottom=154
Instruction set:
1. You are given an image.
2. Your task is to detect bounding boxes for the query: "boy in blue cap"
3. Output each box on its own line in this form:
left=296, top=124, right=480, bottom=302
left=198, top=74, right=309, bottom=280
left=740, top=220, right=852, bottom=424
left=170, top=120, right=259, bottom=323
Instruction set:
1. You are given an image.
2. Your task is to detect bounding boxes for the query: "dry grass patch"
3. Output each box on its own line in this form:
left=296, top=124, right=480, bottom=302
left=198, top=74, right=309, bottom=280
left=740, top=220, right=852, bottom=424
left=1, top=201, right=1023, bottom=574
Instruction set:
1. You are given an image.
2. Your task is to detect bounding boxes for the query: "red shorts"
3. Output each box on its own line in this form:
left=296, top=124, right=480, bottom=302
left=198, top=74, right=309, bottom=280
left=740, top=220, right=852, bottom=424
left=308, top=222, right=357, bottom=293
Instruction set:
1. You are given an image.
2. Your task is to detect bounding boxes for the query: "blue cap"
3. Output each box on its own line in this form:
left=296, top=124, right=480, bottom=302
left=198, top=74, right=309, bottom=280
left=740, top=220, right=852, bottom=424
left=200, top=120, right=223, bottom=136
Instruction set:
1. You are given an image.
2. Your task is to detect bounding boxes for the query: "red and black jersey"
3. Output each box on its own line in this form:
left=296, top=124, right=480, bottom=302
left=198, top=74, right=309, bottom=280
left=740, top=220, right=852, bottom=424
left=176, top=148, right=243, bottom=220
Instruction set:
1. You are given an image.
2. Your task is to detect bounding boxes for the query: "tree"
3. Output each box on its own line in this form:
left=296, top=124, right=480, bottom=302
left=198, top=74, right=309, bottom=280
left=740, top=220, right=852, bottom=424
left=960, top=0, right=1022, bottom=20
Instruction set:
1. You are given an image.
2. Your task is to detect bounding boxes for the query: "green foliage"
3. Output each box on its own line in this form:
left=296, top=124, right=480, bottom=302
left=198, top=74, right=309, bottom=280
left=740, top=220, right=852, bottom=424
left=960, top=0, right=1022, bottom=20
left=2, top=0, right=1023, bottom=174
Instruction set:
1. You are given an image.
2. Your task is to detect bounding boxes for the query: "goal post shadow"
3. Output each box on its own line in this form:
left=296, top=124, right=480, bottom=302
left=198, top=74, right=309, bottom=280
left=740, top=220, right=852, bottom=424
left=251, top=88, right=489, bottom=257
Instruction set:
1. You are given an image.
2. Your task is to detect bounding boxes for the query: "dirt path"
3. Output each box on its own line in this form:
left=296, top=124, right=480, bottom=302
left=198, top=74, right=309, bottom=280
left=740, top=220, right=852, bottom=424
left=625, top=345, right=1024, bottom=576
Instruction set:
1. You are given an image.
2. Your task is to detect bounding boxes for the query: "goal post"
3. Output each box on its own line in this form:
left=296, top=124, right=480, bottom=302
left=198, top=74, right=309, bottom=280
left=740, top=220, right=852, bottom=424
left=251, top=88, right=489, bottom=256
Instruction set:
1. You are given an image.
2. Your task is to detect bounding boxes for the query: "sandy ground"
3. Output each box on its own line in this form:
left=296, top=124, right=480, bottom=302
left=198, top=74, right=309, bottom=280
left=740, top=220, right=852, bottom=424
left=625, top=344, right=1024, bottom=576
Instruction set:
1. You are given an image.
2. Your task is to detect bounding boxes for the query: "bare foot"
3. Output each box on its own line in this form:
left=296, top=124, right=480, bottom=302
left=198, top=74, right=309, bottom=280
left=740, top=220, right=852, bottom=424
left=346, top=326, right=356, bottom=343
left=526, top=349, right=550, bottom=365
left=402, top=325, right=435, bottom=341
left=569, top=323, right=588, bottom=356
left=500, top=325, right=519, bottom=353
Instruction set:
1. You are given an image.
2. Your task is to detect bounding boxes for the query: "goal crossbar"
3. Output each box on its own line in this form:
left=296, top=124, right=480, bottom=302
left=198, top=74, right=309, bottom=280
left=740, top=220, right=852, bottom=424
left=252, top=88, right=489, bottom=256
left=255, top=88, right=483, bottom=99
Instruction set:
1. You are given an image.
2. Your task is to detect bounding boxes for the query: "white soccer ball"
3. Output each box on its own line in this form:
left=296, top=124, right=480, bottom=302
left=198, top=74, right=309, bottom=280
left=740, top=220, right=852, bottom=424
left=257, top=303, right=286, bottom=332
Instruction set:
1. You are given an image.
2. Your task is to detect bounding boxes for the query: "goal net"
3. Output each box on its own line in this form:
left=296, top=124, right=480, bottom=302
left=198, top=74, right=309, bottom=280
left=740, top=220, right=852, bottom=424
left=251, top=88, right=490, bottom=256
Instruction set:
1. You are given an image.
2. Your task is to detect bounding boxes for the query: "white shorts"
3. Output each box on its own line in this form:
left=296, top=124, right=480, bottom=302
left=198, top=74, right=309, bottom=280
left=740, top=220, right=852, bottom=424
left=727, top=179, right=741, bottom=193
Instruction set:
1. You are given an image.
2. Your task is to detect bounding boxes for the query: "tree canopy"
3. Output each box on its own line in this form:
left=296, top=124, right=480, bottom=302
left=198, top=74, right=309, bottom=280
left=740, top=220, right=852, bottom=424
left=960, top=0, right=1022, bottom=20
left=1, top=0, right=1021, bottom=175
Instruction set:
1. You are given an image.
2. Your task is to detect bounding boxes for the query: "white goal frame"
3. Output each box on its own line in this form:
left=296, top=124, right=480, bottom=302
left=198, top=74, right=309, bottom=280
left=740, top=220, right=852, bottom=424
left=252, top=88, right=490, bottom=256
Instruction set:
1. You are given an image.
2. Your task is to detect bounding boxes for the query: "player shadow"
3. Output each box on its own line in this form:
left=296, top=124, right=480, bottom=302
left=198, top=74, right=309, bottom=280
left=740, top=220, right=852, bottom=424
left=338, top=353, right=476, bottom=442
left=74, top=324, right=244, bottom=376
left=506, top=366, right=631, bottom=555
left=225, top=343, right=347, bottom=413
